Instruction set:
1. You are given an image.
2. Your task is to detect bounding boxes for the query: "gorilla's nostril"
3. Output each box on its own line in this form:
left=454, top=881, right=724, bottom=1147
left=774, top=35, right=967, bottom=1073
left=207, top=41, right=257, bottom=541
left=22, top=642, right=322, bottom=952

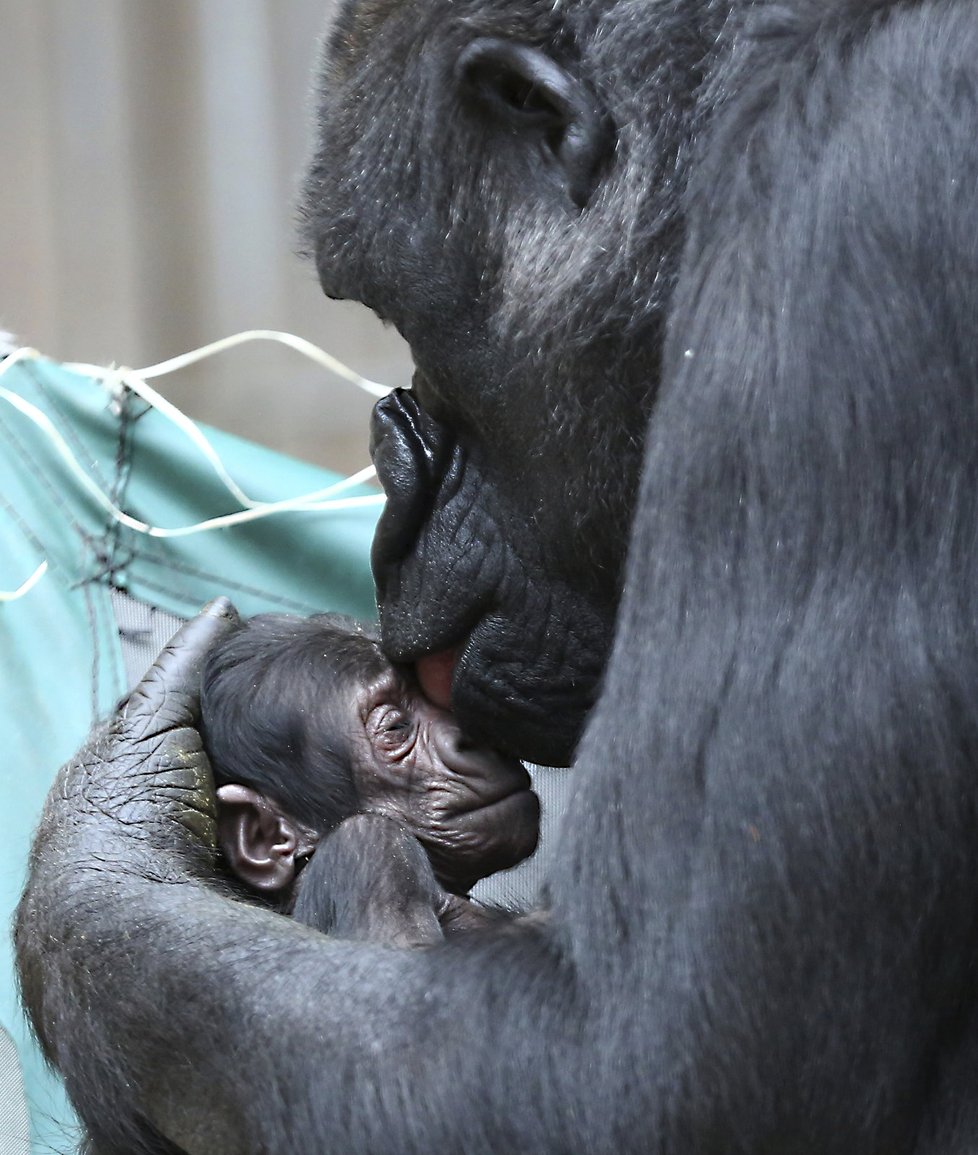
left=369, top=390, right=455, bottom=557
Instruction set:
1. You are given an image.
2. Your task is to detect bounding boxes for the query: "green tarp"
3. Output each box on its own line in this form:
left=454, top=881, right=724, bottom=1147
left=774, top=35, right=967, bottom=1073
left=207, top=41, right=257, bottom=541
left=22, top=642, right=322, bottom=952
left=0, top=354, right=380, bottom=1152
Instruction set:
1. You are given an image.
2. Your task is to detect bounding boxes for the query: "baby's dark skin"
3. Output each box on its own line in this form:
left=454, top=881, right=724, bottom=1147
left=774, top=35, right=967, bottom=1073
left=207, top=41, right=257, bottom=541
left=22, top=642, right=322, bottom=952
left=200, top=613, right=541, bottom=943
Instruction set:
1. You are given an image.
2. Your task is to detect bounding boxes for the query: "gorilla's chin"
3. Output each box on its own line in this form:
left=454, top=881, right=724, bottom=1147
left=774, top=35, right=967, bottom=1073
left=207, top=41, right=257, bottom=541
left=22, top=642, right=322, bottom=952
left=450, top=653, right=584, bottom=768
left=370, top=389, right=609, bottom=767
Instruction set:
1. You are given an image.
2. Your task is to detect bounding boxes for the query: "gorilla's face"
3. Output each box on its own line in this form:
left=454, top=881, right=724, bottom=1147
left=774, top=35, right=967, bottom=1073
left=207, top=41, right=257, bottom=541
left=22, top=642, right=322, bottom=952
left=303, top=0, right=711, bottom=764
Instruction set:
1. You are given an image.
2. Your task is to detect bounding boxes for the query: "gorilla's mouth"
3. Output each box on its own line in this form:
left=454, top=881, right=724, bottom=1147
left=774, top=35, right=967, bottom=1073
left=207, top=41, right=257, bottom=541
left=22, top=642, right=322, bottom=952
left=369, top=385, right=605, bottom=766
left=415, top=647, right=460, bottom=710
left=369, top=387, right=482, bottom=652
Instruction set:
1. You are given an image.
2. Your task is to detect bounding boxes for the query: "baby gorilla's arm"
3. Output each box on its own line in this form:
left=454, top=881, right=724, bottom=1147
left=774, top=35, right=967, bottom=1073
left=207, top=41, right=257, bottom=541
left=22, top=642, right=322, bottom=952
left=291, top=814, right=445, bottom=946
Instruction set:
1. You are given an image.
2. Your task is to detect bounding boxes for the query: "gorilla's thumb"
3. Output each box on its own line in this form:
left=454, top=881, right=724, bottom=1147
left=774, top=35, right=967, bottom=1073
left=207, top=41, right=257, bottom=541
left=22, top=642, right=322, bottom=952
left=123, top=597, right=240, bottom=736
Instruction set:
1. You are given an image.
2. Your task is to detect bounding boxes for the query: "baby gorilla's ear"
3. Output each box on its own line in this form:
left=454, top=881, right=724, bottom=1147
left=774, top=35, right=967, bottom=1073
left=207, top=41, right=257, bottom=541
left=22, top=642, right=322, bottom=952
left=215, top=784, right=319, bottom=893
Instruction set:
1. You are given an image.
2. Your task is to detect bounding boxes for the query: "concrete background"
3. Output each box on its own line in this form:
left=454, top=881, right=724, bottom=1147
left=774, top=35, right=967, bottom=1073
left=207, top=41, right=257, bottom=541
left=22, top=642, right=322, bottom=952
left=0, top=0, right=414, bottom=476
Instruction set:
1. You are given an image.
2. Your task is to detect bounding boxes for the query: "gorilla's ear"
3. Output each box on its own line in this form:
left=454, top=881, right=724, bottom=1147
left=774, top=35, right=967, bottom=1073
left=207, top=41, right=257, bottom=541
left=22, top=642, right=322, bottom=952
left=456, top=37, right=614, bottom=208
left=215, top=784, right=319, bottom=893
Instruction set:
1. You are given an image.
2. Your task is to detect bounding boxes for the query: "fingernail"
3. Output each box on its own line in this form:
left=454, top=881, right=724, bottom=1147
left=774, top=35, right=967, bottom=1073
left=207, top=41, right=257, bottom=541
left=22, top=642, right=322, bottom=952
left=201, top=596, right=234, bottom=617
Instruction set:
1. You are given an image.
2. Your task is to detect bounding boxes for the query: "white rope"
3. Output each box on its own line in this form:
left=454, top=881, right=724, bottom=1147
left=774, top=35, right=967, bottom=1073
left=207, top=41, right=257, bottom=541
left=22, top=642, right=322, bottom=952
left=65, top=329, right=392, bottom=506
left=0, top=346, right=42, bottom=375
left=65, top=329, right=390, bottom=396
left=0, top=560, right=47, bottom=603
left=0, top=333, right=391, bottom=593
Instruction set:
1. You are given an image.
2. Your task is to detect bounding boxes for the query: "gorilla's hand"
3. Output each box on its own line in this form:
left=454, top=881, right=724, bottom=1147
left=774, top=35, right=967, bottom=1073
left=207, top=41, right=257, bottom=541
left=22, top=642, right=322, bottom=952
left=21, top=595, right=240, bottom=910
left=69, top=598, right=241, bottom=862
left=15, top=600, right=244, bottom=1146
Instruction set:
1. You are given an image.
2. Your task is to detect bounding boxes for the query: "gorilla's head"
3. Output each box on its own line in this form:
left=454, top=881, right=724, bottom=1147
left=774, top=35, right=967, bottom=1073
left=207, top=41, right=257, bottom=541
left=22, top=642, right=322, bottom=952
left=302, top=0, right=723, bottom=765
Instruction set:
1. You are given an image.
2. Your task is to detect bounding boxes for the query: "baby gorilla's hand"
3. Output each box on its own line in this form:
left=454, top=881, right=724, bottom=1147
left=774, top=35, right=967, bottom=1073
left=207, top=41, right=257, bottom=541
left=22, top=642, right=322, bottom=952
left=354, top=676, right=541, bottom=894
left=293, top=814, right=446, bottom=945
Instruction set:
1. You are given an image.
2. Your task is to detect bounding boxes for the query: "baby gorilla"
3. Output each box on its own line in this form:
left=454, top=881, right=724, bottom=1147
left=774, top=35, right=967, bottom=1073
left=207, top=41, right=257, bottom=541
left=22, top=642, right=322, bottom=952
left=199, top=613, right=540, bottom=943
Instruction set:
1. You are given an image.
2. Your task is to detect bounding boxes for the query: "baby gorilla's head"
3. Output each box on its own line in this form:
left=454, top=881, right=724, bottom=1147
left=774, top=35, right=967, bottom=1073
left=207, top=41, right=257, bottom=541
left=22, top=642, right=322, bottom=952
left=200, top=613, right=379, bottom=903
left=200, top=613, right=539, bottom=903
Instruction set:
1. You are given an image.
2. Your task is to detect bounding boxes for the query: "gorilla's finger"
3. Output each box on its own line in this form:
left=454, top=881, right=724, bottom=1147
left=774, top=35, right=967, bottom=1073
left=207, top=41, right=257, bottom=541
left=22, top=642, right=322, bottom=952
left=123, top=598, right=241, bottom=737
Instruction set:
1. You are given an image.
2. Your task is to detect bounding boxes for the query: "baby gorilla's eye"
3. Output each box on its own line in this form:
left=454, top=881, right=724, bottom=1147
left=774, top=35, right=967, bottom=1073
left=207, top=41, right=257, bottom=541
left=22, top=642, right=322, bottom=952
left=381, top=709, right=409, bottom=731
left=367, top=703, right=415, bottom=755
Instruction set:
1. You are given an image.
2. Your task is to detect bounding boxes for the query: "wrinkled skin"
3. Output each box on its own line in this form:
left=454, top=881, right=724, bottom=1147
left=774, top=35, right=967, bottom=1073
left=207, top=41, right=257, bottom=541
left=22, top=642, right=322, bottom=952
left=17, top=2, right=978, bottom=1153
left=202, top=612, right=539, bottom=900
left=369, top=388, right=615, bottom=763
left=17, top=604, right=246, bottom=1155
left=351, top=657, right=540, bottom=892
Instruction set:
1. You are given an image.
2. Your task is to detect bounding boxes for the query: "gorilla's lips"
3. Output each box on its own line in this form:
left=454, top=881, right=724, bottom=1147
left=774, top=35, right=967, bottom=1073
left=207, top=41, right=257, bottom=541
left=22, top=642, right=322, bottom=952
left=415, top=648, right=459, bottom=711
left=370, top=388, right=480, bottom=675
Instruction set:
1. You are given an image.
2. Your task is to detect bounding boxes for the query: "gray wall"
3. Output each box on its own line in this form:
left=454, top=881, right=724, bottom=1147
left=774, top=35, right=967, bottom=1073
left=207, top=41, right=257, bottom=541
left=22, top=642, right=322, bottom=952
left=0, top=0, right=413, bottom=475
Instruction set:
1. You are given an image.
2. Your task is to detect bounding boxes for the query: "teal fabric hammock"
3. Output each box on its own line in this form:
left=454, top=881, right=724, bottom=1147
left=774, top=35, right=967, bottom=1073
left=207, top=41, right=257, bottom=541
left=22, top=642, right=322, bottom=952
left=0, top=351, right=381, bottom=1153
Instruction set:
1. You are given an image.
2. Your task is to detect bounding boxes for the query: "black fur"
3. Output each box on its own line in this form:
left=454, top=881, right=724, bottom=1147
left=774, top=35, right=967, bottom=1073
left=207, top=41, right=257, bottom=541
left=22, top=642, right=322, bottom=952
left=16, top=2, right=978, bottom=1152
left=291, top=814, right=445, bottom=944
left=199, top=613, right=381, bottom=832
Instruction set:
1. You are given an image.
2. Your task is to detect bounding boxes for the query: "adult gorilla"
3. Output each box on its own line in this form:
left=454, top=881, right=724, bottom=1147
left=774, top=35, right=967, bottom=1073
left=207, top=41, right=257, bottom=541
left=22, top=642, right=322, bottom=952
left=17, top=0, right=978, bottom=1152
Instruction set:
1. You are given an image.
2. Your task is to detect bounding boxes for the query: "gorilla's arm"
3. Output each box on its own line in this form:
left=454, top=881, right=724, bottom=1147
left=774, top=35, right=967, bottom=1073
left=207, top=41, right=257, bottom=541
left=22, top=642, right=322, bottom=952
left=15, top=604, right=562, bottom=1155
left=292, top=819, right=510, bottom=940
left=17, top=6, right=978, bottom=1153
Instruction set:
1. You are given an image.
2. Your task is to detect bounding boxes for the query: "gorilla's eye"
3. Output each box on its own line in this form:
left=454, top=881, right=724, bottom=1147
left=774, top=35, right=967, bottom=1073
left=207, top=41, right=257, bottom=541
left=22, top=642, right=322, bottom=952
left=381, top=708, right=409, bottom=732
left=456, top=39, right=570, bottom=132
left=368, top=704, right=415, bottom=754
left=455, top=38, right=614, bottom=209
left=464, top=62, right=562, bottom=125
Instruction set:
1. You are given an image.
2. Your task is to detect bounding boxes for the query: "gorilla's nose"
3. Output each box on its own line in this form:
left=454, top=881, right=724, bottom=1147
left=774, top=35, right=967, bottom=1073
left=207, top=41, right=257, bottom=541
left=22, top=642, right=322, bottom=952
left=370, top=388, right=454, bottom=573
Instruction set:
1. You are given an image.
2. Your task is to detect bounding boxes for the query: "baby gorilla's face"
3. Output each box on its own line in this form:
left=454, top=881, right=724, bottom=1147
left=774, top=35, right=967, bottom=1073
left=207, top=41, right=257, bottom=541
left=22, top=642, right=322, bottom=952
left=351, top=663, right=540, bottom=894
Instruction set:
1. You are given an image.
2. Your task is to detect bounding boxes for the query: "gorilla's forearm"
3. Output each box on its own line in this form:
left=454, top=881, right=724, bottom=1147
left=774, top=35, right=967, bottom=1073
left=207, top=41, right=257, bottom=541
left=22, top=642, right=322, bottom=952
left=14, top=602, right=244, bottom=1153
left=291, top=813, right=445, bottom=943
left=17, top=639, right=956, bottom=1155
left=12, top=603, right=565, bottom=1153
left=17, top=764, right=566, bottom=1154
